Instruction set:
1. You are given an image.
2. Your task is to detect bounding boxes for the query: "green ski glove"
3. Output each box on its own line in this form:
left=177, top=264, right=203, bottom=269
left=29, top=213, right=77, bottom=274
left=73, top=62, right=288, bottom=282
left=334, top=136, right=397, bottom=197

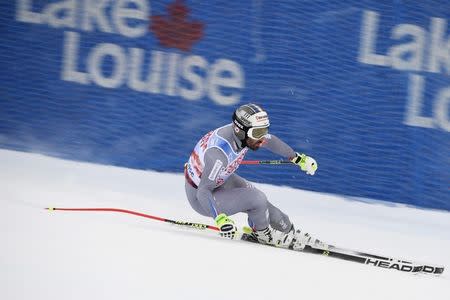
left=215, top=213, right=238, bottom=239
left=291, top=152, right=318, bottom=175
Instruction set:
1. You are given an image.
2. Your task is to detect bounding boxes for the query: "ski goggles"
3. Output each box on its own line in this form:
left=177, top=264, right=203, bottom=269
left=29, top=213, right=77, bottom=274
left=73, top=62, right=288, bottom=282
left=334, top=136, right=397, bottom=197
left=247, top=126, right=269, bottom=140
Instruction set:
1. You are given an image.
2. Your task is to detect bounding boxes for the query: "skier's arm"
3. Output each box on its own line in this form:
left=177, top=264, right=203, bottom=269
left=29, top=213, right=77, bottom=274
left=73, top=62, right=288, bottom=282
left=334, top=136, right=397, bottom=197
left=262, top=134, right=296, bottom=159
left=263, top=134, right=318, bottom=175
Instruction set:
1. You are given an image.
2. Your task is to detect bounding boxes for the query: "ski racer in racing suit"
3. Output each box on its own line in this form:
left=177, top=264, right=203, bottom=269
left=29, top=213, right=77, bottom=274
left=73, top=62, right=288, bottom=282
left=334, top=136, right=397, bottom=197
left=184, top=103, right=324, bottom=249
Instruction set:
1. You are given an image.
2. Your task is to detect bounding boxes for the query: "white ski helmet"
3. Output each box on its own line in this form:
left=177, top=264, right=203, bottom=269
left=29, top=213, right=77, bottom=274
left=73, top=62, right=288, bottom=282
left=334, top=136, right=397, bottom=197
left=232, top=103, right=270, bottom=140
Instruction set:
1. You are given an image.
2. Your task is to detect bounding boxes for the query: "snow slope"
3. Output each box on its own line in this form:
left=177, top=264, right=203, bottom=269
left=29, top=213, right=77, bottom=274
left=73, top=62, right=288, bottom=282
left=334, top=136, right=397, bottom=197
left=1, top=149, right=449, bottom=300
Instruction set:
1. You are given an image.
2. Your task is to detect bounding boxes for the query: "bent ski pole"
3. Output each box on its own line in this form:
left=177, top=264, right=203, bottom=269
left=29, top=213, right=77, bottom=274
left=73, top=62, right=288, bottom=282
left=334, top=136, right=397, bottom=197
left=45, top=207, right=219, bottom=232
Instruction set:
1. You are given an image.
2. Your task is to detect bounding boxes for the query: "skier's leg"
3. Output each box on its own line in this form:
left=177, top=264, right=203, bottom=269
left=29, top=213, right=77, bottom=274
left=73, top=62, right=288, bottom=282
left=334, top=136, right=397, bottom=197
left=220, top=174, right=293, bottom=232
left=184, top=181, right=210, bottom=217
left=185, top=177, right=270, bottom=231
left=212, top=186, right=269, bottom=230
left=267, top=202, right=293, bottom=233
left=220, top=173, right=253, bottom=189
left=185, top=173, right=292, bottom=233
left=184, top=173, right=252, bottom=218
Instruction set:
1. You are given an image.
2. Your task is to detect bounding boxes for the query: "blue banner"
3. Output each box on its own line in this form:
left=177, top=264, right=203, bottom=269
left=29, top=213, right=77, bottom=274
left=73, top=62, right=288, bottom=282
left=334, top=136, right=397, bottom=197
left=1, top=1, right=449, bottom=210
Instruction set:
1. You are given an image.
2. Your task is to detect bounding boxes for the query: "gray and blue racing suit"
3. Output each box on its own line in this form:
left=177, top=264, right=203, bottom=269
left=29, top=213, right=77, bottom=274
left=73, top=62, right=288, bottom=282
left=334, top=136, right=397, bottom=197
left=184, top=123, right=296, bottom=232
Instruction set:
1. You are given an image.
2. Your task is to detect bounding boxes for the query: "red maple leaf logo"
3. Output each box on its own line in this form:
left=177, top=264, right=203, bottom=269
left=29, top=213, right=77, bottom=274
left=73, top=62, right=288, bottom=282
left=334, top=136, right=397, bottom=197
left=150, top=0, right=204, bottom=52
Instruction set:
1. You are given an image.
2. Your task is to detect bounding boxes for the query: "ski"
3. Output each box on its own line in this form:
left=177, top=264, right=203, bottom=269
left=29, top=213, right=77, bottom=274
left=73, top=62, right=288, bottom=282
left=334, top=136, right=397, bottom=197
left=46, top=207, right=444, bottom=276
left=241, top=233, right=444, bottom=275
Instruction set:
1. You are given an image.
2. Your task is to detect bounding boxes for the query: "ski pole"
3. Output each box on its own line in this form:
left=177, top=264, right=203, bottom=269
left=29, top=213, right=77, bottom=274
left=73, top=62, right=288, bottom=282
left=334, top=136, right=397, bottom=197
left=241, top=160, right=292, bottom=165
left=45, top=207, right=219, bottom=232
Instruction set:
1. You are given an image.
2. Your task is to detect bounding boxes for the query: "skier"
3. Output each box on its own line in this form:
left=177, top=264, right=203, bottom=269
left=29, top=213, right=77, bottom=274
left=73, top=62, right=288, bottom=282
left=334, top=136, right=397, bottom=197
left=184, top=103, right=323, bottom=250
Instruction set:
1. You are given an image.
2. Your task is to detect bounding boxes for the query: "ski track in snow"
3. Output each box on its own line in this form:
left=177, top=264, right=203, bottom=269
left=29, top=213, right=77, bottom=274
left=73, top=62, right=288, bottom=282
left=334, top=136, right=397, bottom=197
left=1, top=149, right=449, bottom=300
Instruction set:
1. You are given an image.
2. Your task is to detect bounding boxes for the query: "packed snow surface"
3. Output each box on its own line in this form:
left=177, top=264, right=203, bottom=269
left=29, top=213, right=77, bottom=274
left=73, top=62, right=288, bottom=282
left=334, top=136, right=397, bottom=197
left=1, top=149, right=449, bottom=300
